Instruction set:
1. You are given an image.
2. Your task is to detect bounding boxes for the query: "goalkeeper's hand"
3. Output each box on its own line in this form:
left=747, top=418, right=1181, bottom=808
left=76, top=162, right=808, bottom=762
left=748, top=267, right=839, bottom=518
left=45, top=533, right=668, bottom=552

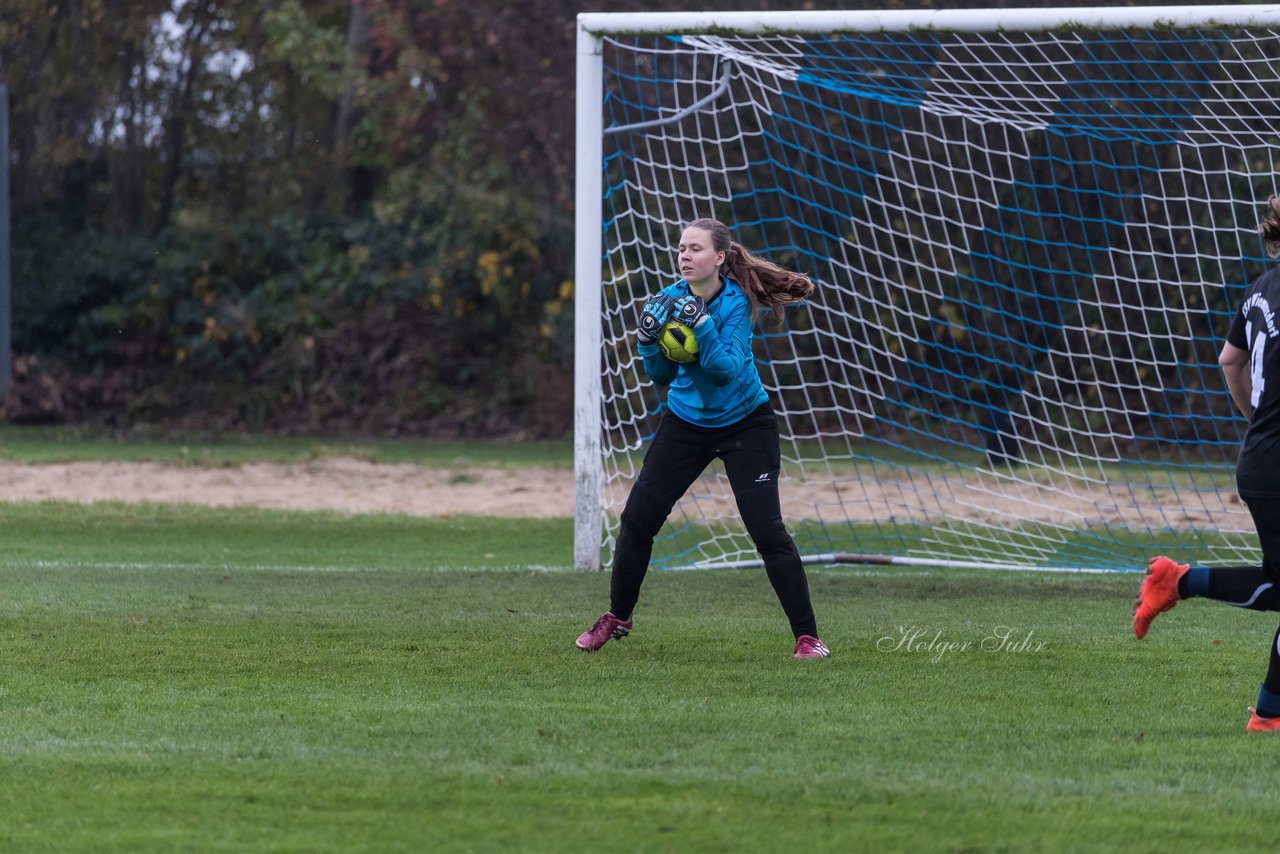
left=672, top=293, right=708, bottom=328
left=637, top=292, right=677, bottom=344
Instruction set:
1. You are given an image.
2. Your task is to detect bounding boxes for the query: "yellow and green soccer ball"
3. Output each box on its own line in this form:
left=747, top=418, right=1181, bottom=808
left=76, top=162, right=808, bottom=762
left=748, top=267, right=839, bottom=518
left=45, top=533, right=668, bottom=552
left=659, top=319, right=699, bottom=363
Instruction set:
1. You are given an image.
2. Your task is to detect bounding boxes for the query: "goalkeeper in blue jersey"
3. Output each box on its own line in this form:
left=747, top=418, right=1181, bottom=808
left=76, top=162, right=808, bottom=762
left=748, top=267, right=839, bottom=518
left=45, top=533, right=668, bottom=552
left=1134, top=196, right=1280, bottom=731
left=575, top=218, right=830, bottom=659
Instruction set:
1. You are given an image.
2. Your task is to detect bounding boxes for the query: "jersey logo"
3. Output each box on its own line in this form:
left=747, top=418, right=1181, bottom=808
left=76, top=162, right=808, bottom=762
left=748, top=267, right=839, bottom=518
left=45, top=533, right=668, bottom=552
left=1244, top=293, right=1278, bottom=409
left=1242, top=293, right=1278, bottom=339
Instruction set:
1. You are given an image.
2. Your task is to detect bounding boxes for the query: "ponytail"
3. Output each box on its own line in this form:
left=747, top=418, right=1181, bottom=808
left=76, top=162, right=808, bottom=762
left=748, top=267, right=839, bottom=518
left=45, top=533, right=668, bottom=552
left=684, top=218, right=815, bottom=321
left=722, top=240, right=815, bottom=322
left=1262, top=195, right=1280, bottom=258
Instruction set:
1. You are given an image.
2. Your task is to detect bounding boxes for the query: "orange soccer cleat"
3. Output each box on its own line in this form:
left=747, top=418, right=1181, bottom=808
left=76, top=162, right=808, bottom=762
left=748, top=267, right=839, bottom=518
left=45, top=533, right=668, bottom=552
left=1247, top=707, right=1280, bottom=733
left=1133, top=555, right=1189, bottom=640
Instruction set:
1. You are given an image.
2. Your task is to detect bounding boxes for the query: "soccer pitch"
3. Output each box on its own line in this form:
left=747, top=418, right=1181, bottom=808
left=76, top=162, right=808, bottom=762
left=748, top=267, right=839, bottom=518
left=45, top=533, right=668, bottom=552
left=1, top=502, right=1279, bottom=850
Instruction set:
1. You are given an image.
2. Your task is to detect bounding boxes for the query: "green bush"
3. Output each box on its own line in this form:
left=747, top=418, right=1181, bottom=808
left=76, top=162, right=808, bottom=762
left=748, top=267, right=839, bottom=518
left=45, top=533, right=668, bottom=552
left=10, top=212, right=575, bottom=436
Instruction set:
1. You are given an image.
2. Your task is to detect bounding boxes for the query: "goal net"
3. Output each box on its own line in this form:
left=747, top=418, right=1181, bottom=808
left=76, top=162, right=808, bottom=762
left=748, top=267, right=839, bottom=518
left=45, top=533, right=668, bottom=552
left=573, top=6, right=1280, bottom=573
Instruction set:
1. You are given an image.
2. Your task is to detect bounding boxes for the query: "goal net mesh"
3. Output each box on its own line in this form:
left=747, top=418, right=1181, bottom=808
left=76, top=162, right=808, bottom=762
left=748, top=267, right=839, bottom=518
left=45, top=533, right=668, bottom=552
left=594, top=22, right=1280, bottom=571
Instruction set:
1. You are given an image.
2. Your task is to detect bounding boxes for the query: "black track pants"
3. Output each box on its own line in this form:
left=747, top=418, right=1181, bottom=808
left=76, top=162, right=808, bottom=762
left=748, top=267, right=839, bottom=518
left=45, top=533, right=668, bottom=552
left=609, top=404, right=818, bottom=638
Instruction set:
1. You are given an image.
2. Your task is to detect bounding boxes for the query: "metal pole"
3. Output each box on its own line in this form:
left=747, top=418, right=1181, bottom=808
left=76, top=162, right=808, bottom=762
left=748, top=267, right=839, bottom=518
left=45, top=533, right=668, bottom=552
left=0, top=85, right=10, bottom=405
left=579, top=5, right=1280, bottom=35
left=572, top=18, right=604, bottom=571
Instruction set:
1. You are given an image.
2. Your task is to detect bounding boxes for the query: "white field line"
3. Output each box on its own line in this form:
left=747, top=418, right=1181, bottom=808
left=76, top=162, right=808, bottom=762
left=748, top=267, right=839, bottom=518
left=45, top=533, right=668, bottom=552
left=5, top=559, right=573, bottom=574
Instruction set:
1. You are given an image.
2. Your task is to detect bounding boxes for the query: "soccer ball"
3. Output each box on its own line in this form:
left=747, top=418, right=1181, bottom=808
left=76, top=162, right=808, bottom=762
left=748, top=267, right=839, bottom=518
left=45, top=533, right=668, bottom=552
left=659, top=319, right=699, bottom=363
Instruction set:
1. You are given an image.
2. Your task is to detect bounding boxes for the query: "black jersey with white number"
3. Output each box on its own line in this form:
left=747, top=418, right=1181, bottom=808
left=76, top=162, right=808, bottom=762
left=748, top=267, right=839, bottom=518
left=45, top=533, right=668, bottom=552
left=1227, top=266, right=1280, bottom=497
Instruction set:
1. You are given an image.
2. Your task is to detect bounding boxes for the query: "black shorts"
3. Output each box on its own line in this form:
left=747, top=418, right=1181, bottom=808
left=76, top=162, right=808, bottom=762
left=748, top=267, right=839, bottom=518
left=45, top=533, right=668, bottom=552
left=634, top=403, right=781, bottom=509
left=1243, top=495, right=1280, bottom=577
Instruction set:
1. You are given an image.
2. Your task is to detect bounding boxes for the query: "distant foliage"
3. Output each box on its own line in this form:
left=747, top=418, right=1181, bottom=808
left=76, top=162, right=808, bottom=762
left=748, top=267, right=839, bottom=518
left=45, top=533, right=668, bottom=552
left=2, top=0, right=1029, bottom=434
left=11, top=211, right=574, bottom=434
left=3, top=0, right=595, bottom=434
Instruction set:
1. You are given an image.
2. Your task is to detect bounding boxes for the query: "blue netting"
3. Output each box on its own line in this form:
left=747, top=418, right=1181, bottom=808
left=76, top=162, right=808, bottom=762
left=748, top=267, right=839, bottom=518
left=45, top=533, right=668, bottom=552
left=596, top=27, right=1280, bottom=571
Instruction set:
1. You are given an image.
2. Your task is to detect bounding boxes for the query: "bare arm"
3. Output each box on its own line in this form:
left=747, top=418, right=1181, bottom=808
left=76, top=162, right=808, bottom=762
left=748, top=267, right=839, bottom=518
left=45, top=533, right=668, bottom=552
left=1219, top=341, right=1254, bottom=419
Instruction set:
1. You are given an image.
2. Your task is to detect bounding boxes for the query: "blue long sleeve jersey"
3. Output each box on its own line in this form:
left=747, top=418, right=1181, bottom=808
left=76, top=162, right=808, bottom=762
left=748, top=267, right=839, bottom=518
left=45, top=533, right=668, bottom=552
left=637, top=277, right=769, bottom=427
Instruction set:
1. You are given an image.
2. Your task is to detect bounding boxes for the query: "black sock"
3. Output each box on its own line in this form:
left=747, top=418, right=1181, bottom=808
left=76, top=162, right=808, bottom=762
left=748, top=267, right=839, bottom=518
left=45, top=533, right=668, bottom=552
left=1181, top=566, right=1280, bottom=611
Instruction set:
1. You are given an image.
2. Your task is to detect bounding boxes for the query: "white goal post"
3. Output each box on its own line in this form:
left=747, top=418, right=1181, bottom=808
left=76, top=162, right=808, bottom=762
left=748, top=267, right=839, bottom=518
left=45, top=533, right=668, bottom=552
left=574, top=5, right=1280, bottom=573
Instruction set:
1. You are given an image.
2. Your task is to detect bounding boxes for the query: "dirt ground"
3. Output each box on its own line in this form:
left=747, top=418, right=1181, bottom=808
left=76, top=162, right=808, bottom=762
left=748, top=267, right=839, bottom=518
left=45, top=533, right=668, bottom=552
left=0, top=459, right=575, bottom=518
left=0, top=457, right=1250, bottom=530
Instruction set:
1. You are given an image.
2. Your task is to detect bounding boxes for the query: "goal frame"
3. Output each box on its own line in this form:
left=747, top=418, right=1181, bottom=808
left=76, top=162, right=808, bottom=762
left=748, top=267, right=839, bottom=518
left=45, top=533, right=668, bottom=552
left=573, top=4, right=1280, bottom=572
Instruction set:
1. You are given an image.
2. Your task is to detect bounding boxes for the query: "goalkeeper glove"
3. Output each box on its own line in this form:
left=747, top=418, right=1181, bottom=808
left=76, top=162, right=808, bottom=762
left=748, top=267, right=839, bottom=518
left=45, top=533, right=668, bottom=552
left=637, top=292, right=677, bottom=344
left=672, top=293, right=708, bottom=328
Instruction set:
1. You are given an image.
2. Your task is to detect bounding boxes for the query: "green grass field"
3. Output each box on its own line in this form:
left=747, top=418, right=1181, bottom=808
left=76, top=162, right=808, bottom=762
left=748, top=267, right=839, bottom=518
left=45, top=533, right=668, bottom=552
left=2, top=499, right=1280, bottom=851
left=0, top=425, right=573, bottom=467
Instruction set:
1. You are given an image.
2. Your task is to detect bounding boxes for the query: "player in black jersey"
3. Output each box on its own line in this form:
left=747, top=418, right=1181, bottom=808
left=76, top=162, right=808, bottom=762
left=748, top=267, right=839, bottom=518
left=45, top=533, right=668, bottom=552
left=1133, top=195, right=1280, bottom=732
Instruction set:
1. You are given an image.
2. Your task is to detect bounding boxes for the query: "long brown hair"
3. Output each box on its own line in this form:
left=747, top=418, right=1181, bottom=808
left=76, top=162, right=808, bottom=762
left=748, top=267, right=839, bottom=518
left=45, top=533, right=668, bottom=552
left=684, top=218, right=815, bottom=320
left=1262, top=196, right=1280, bottom=258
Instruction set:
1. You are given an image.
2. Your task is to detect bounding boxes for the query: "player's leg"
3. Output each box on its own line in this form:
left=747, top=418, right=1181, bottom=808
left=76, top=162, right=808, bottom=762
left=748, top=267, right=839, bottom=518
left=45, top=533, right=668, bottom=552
left=1134, top=497, right=1280, bottom=639
left=1231, top=497, right=1280, bottom=727
left=1176, top=497, right=1280, bottom=610
left=718, top=406, right=826, bottom=657
left=1132, top=497, right=1280, bottom=728
left=576, top=414, right=710, bottom=651
left=1193, top=552, right=1280, bottom=726
left=609, top=415, right=711, bottom=618
left=1248, top=625, right=1280, bottom=730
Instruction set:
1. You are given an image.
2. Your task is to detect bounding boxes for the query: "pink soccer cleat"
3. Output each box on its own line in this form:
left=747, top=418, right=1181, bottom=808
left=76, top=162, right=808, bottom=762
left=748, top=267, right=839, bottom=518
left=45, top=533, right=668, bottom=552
left=1133, top=555, right=1189, bottom=639
left=793, top=635, right=831, bottom=659
left=575, top=611, right=633, bottom=651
